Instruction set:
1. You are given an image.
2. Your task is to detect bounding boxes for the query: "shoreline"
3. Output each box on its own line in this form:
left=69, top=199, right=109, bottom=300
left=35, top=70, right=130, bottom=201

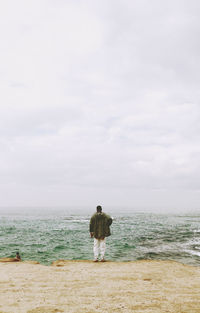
left=0, top=259, right=200, bottom=312
left=0, top=257, right=200, bottom=267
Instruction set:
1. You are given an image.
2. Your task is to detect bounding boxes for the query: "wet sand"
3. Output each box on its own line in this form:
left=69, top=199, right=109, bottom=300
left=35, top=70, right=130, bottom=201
left=0, top=259, right=200, bottom=313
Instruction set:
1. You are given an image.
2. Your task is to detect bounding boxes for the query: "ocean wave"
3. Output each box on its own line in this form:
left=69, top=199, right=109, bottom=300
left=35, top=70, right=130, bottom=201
left=184, top=249, right=200, bottom=257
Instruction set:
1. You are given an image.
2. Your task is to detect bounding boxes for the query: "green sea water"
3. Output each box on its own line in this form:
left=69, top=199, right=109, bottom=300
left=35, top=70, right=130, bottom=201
left=0, top=208, right=200, bottom=266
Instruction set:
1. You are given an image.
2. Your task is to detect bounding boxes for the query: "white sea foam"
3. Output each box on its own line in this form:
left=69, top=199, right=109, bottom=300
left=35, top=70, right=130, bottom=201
left=186, top=250, right=200, bottom=257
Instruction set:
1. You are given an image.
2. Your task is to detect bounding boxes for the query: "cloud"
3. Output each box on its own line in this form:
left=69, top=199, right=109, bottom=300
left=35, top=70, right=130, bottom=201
left=0, top=0, right=200, bottom=209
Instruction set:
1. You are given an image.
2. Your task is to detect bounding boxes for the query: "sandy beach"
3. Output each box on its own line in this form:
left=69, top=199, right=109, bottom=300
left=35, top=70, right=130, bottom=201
left=0, top=259, right=199, bottom=313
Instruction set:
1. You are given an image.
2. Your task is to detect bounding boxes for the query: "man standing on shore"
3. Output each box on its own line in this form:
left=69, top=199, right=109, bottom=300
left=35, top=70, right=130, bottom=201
left=89, top=205, right=112, bottom=262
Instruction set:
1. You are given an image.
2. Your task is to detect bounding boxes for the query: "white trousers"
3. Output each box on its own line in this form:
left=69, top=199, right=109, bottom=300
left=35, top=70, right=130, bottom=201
left=93, top=238, right=106, bottom=260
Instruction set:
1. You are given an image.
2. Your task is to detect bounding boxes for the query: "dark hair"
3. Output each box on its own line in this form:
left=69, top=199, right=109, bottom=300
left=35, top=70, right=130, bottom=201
left=96, top=205, right=102, bottom=212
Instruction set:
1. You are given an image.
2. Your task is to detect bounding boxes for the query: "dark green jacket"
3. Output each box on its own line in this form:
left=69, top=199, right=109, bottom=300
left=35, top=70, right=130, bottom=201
left=89, top=212, right=112, bottom=239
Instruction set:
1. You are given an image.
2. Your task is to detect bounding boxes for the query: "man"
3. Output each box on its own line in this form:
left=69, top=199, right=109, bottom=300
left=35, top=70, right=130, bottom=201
left=89, top=205, right=112, bottom=262
left=15, top=252, right=21, bottom=260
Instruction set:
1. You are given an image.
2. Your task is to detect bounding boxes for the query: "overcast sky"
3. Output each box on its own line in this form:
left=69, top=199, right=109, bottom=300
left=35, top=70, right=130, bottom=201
left=1, top=0, right=200, bottom=211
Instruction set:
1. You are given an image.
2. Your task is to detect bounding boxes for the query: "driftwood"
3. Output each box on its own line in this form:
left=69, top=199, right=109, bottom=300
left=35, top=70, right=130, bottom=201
left=0, top=257, right=21, bottom=262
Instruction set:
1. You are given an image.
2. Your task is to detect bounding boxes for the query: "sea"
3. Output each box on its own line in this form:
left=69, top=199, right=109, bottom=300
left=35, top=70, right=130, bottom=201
left=0, top=207, right=200, bottom=266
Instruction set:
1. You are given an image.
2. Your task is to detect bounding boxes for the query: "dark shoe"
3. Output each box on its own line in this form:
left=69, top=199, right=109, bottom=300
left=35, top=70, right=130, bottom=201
left=94, top=259, right=98, bottom=262
left=100, top=259, right=106, bottom=262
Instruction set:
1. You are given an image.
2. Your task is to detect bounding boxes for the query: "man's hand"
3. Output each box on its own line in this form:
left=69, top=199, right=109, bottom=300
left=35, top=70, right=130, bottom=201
left=90, top=232, right=94, bottom=238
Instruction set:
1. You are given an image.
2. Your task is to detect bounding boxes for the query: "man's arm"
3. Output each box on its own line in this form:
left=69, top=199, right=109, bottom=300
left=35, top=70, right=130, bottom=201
left=106, top=215, right=112, bottom=226
left=89, top=216, right=94, bottom=237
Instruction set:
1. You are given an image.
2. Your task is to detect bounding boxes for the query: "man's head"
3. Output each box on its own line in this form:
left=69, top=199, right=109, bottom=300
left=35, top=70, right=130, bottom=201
left=96, top=205, right=102, bottom=213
